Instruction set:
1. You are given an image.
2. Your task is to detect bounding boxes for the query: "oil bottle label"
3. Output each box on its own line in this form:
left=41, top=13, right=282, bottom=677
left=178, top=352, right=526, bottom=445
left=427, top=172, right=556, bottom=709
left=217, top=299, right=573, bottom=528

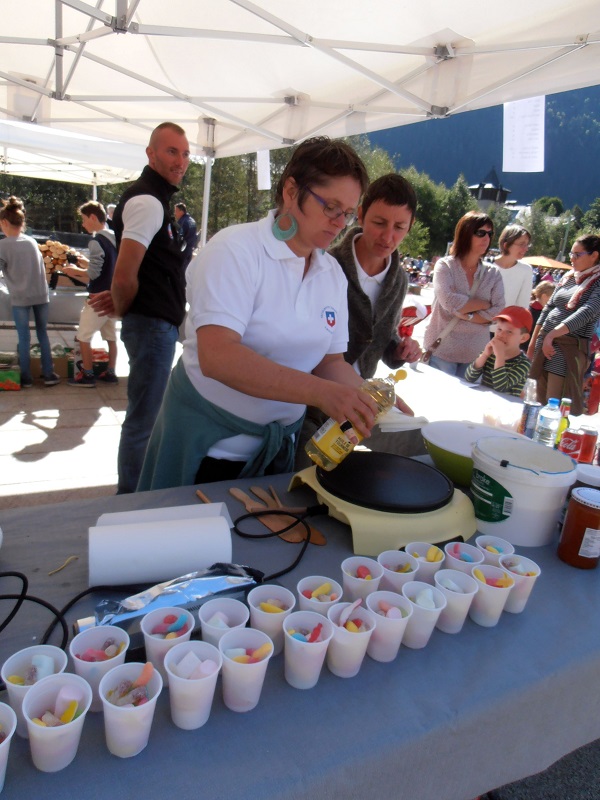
left=312, top=418, right=358, bottom=464
left=471, top=468, right=514, bottom=522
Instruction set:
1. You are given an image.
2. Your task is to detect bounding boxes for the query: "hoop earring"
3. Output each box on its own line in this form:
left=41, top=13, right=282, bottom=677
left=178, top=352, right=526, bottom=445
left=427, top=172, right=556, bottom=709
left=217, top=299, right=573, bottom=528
left=272, top=212, right=298, bottom=241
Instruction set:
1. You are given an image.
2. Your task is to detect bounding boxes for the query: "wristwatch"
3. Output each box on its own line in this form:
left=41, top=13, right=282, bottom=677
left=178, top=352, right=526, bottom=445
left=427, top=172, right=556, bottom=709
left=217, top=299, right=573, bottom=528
left=466, top=312, right=474, bottom=320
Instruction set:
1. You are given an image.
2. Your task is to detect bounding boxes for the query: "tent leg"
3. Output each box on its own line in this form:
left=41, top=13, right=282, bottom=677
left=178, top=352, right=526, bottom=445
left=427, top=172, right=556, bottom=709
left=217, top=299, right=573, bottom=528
left=200, top=158, right=212, bottom=247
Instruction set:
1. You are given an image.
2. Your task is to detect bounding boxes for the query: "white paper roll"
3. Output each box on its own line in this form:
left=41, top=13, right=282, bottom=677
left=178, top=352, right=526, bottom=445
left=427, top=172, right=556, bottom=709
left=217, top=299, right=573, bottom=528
left=88, top=516, right=232, bottom=586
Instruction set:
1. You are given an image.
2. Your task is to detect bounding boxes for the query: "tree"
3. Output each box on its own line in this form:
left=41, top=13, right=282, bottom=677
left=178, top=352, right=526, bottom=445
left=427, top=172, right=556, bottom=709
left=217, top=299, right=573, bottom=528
left=581, top=198, right=600, bottom=231
left=535, top=196, right=565, bottom=215
left=399, top=166, right=448, bottom=256
left=401, top=219, right=430, bottom=261
left=487, top=205, right=513, bottom=248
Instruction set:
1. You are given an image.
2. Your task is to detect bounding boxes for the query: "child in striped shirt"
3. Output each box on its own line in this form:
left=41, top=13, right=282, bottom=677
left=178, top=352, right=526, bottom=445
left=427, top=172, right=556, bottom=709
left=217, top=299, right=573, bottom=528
left=464, top=306, right=532, bottom=397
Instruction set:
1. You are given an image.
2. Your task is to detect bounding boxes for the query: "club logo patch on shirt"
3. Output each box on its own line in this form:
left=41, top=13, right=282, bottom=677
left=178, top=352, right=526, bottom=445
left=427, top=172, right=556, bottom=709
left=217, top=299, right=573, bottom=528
left=321, top=306, right=337, bottom=332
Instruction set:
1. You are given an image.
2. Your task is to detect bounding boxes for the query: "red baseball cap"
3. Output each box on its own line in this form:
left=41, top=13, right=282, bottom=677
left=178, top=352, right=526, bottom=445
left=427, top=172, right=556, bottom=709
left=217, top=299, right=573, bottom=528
left=493, top=305, right=533, bottom=333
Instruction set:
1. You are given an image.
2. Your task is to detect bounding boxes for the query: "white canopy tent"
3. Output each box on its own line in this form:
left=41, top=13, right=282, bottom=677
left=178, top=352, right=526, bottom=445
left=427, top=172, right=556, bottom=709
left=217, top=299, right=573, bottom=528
left=2, top=1, right=599, bottom=237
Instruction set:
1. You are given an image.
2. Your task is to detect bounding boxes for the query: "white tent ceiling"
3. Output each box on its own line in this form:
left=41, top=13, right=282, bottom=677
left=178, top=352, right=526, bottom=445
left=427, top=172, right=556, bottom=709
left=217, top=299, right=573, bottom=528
left=1, top=0, right=599, bottom=185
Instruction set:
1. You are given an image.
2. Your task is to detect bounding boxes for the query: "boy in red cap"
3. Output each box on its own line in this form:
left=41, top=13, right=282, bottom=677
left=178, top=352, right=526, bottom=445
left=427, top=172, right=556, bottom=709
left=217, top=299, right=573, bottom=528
left=464, top=306, right=533, bottom=396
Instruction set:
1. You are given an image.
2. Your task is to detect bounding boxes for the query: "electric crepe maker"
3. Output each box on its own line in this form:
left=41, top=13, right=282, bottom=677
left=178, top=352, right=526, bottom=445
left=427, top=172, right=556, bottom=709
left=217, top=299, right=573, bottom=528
left=289, top=451, right=476, bottom=556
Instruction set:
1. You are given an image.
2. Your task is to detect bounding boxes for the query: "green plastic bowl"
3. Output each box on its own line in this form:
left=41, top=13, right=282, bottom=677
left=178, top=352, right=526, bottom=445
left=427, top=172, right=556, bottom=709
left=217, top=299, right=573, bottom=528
left=421, top=421, right=525, bottom=486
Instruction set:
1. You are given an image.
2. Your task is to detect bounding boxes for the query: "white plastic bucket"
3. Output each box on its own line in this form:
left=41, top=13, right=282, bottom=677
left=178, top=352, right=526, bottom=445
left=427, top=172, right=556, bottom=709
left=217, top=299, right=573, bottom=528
left=471, top=436, right=576, bottom=547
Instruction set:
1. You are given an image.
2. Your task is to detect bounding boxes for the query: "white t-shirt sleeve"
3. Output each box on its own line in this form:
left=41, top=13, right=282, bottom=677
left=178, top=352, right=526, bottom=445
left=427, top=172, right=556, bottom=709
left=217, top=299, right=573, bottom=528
left=121, top=195, right=163, bottom=247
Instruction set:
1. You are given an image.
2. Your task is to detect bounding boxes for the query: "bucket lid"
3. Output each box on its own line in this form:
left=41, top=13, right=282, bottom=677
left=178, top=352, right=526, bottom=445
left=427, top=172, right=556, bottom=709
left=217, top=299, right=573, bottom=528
left=473, top=436, right=576, bottom=478
left=575, top=463, right=600, bottom=488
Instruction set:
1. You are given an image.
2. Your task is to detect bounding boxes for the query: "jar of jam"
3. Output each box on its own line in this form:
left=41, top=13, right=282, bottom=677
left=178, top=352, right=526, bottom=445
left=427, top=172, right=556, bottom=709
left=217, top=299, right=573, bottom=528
left=557, top=487, right=600, bottom=569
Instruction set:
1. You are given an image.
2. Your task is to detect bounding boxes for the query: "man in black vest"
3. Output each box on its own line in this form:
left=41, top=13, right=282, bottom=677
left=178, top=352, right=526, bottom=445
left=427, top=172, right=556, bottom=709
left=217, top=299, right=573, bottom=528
left=90, top=122, right=190, bottom=493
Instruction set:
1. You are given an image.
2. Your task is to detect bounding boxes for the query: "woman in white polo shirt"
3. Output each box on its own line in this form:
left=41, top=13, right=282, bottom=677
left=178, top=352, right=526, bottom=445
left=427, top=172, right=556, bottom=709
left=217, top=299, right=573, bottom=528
left=138, top=137, right=374, bottom=489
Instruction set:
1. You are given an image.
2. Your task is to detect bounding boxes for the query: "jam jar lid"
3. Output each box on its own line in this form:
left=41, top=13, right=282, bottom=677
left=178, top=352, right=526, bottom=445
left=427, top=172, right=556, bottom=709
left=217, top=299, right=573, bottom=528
left=571, top=486, right=600, bottom=510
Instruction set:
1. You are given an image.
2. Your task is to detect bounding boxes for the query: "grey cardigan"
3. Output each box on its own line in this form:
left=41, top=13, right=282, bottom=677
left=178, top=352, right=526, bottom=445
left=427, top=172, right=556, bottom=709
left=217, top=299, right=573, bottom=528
left=329, top=227, right=408, bottom=379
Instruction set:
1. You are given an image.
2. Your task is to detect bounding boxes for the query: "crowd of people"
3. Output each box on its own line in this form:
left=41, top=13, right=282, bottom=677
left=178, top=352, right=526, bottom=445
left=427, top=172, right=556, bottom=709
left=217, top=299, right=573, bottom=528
left=2, top=124, right=599, bottom=493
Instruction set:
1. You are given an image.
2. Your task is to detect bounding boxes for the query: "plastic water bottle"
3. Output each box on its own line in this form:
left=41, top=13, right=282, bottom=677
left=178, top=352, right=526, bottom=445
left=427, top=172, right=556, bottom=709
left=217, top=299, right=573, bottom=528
left=532, top=397, right=561, bottom=447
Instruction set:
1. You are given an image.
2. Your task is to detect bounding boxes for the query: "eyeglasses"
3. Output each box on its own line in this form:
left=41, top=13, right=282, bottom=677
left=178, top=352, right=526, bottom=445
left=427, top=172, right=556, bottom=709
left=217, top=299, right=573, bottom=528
left=304, top=186, right=357, bottom=226
left=474, top=229, right=493, bottom=238
left=569, top=251, right=593, bottom=260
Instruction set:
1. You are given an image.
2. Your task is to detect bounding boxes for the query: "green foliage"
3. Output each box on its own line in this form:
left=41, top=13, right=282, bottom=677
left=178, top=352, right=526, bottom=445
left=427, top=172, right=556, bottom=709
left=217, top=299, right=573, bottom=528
left=521, top=202, right=576, bottom=260
left=400, top=219, right=430, bottom=260
left=581, top=198, right=600, bottom=232
left=535, top=196, right=565, bottom=215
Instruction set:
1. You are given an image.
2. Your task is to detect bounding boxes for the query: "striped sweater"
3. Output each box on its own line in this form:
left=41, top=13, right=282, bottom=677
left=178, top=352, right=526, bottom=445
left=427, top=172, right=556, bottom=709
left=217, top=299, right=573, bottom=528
left=464, top=351, right=530, bottom=397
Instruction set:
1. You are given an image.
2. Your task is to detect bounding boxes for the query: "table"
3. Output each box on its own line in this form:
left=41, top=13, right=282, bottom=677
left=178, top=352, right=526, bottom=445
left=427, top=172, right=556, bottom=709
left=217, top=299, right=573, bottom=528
left=1, top=473, right=600, bottom=800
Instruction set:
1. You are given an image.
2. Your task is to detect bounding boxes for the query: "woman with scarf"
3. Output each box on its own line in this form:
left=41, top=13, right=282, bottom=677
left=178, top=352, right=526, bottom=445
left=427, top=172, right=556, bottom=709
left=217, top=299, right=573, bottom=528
left=527, top=234, right=600, bottom=414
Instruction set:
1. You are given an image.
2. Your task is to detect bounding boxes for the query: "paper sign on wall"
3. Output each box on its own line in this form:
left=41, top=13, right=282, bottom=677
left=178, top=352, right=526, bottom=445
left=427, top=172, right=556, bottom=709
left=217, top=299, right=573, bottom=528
left=503, top=96, right=545, bottom=173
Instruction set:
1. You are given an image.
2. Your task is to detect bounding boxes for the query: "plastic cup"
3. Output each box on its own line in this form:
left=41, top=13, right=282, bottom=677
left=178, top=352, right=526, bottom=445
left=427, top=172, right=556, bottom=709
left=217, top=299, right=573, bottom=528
left=443, top=541, right=485, bottom=575
left=22, top=673, right=92, bottom=772
left=199, top=597, right=250, bottom=648
left=0, top=703, right=17, bottom=792
left=296, top=575, right=342, bottom=616
left=99, top=662, right=163, bottom=758
left=0, top=645, right=68, bottom=738
left=247, top=585, right=296, bottom=656
left=69, top=625, right=130, bottom=712
left=376, top=550, right=420, bottom=592
left=469, top=565, right=515, bottom=627
left=326, top=602, right=375, bottom=678
left=218, top=628, right=273, bottom=712
left=404, top=542, right=445, bottom=584
left=140, top=606, right=194, bottom=687
left=340, top=556, right=383, bottom=602
left=163, top=641, right=222, bottom=730
left=434, top=569, right=478, bottom=634
left=475, top=535, right=515, bottom=567
left=282, top=611, right=334, bottom=689
left=401, top=580, right=447, bottom=648
left=499, top=554, right=541, bottom=614
left=366, top=591, right=413, bottom=662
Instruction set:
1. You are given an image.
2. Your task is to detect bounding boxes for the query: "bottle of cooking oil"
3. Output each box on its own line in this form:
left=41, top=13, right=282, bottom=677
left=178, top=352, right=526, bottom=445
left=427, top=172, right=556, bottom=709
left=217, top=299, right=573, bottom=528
left=305, top=369, right=407, bottom=471
left=554, top=397, right=572, bottom=448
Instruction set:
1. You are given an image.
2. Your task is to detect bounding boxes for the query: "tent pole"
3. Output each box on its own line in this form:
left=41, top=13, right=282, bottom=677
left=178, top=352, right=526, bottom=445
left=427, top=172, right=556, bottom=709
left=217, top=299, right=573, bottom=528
left=200, top=157, right=212, bottom=247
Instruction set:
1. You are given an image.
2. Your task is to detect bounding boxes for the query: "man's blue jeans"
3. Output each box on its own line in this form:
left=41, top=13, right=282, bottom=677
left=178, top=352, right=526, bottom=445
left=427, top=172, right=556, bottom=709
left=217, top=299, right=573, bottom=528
left=118, top=313, right=179, bottom=494
left=12, top=303, right=53, bottom=381
left=428, top=354, right=469, bottom=379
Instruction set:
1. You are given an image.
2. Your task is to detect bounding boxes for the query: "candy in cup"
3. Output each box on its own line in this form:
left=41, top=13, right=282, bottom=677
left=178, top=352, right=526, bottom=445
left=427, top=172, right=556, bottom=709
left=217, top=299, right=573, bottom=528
left=219, top=628, right=273, bottom=712
left=99, top=662, right=163, bottom=758
left=0, top=703, right=17, bottom=792
left=404, top=542, right=445, bottom=584
left=434, top=569, right=478, bottom=634
left=326, top=600, right=375, bottom=678
left=341, top=556, right=383, bottom=602
left=247, top=585, right=296, bottom=656
left=376, top=550, right=420, bottom=592
left=366, top=591, right=412, bottom=662
left=469, top=565, right=514, bottom=627
left=21, top=673, right=92, bottom=772
left=69, top=624, right=130, bottom=712
left=140, top=606, right=194, bottom=687
left=164, top=641, right=222, bottom=730
left=475, top=535, right=515, bottom=567
left=0, top=644, right=68, bottom=738
left=198, top=597, right=249, bottom=648
left=283, top=611, right=334, bottom=690
left=443, top=542, right=485, bottom=575
left=296, top=575, right=342, bottom=616
left=401, top=581, right=447, bottom=648
left=499, top=555, right=541, bottom=614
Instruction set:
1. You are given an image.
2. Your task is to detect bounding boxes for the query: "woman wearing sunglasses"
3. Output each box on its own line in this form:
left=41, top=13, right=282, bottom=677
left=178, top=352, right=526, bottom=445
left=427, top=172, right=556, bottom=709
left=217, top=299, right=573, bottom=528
left=137, top=136, right=379, bottom=490
left=527, top=234, right=600, bottom=414
left=423, top=211, right=505, bottom=377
